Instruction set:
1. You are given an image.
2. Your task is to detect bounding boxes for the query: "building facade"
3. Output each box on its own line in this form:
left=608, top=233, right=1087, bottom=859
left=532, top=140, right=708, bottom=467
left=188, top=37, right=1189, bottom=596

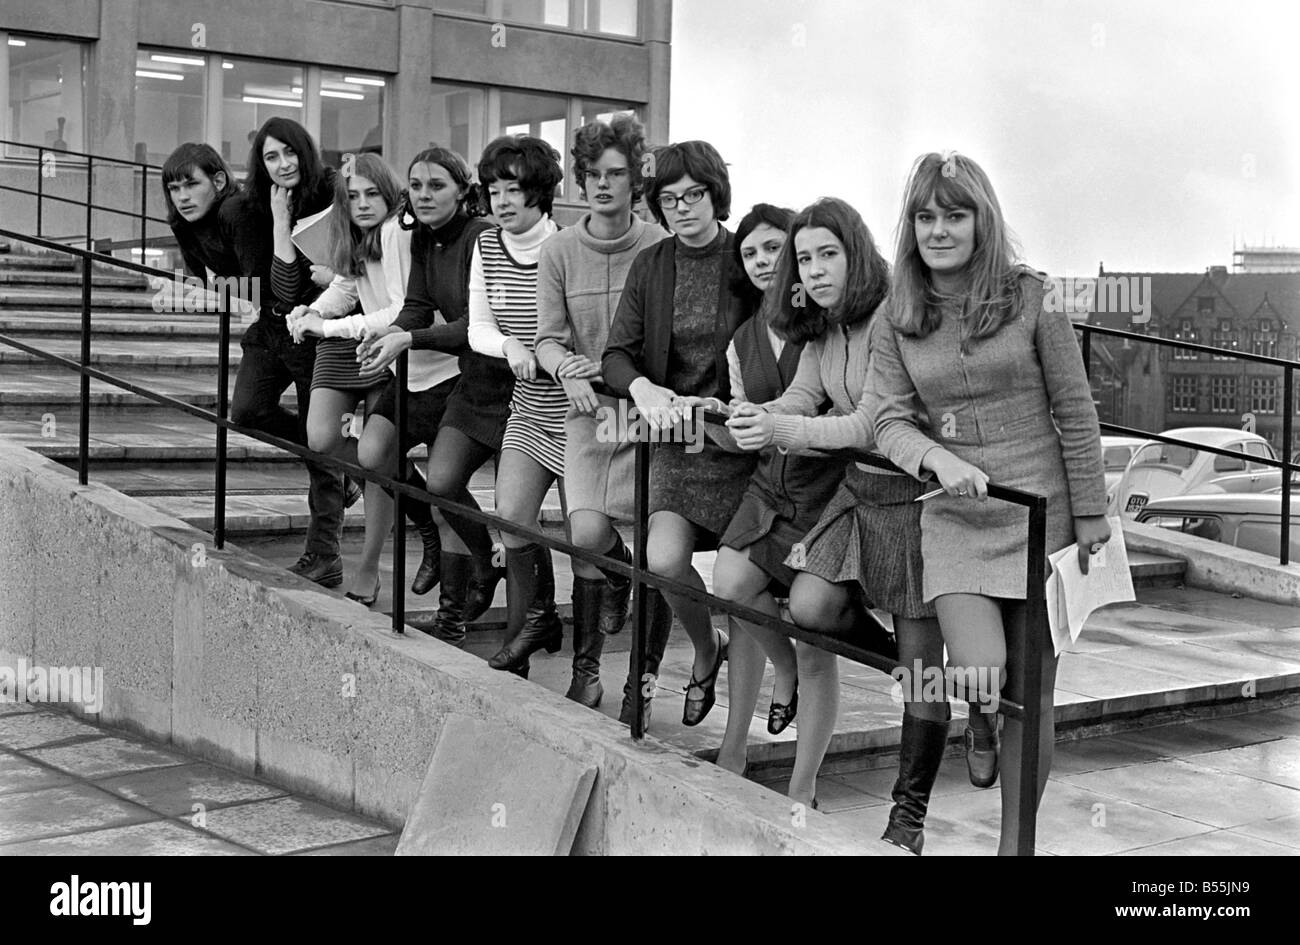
left=1088, top=264, right=1300, bottom=454
left=0, top=0, right=671, bottom=245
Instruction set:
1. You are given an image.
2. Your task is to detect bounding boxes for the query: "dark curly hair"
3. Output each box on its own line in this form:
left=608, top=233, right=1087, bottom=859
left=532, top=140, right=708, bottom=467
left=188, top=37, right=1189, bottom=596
left=244, top=117, right=332, bottom=222
left=476, top=134, right=564, bottom=216
left=769, top=197, right=890, bottom=344
left=729, top=203, right=795, bottom=320
left=643, top=140, right=731, bottom=229
left=570, top=113, right=648, bottom=203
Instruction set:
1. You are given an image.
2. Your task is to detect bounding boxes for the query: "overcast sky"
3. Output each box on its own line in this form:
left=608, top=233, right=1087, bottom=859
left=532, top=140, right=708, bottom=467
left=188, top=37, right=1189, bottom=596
left=669, top=0, right=1298, bottom=276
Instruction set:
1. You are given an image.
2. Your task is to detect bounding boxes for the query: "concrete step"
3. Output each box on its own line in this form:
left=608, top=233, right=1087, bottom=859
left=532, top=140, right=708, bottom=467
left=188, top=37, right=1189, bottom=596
left=0, top=367, right=286, bottom=418
left=0, top=287, right=161, bottom=309
left=0, top=336, right=242, bottom=370
left=0, top=311, right=233, bottom=337
left=0, top=414, right=319, bottom=462
left=0, top=269, right=151, bottom=289
left=1128, top=550, right=1186, bottom=587
left=0, top=253, right=77, bottom=271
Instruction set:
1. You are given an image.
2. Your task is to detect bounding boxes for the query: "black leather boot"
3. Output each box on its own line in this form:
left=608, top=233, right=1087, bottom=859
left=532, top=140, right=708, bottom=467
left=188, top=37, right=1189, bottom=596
left=595, top=532, right=633, bottom=636
left=397, top=468, right=441, bottom=596
left=566, top=577, right=606, bottom=708
left=422, top=551, right=471, bottom=648
left=618, top=588, right=673, bottom=727
left=464, top=553, right=506, bottom=623
left=488, top=543, right=563, bottom=673
left=880, top=712, right=951, bottom=856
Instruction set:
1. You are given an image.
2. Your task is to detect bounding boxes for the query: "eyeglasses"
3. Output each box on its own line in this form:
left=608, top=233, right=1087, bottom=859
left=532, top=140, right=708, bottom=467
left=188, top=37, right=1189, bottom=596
left=656, top=186, right=709, bottom=210
left=582, top=168, right=630, bottom=185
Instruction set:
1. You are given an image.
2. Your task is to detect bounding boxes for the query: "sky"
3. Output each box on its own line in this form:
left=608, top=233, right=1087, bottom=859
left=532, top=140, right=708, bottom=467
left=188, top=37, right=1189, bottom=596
left=669, top=0, right=1299, bottom=276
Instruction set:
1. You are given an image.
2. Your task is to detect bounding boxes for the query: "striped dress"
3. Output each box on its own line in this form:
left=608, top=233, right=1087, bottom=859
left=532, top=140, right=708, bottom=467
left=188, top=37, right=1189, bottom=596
left=467, top=217, right=567, bottom=476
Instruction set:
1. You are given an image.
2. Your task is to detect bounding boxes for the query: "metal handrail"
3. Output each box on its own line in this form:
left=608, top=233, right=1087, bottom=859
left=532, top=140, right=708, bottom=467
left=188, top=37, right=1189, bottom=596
left=0, top=222, right=1052, bottom=855
left=1076, top=322, right=1297, bottom=566
left=0, top=137, right=163, bottom=171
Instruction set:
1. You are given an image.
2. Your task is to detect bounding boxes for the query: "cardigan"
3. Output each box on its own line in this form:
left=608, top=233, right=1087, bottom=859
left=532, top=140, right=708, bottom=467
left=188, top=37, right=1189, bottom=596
left=534, top=213, right=667, bottom=378
left=601, top=228, right=748, bottom=403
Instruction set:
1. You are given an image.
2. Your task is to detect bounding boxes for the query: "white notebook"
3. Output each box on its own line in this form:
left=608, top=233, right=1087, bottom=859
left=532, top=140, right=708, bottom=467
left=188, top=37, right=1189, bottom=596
left=1046, top=516, right=1136, bottom=655
left=290, top=206, right=335, bottom=266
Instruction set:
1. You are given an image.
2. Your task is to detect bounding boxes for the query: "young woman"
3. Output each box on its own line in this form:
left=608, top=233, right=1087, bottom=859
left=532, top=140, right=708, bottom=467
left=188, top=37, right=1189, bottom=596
left=161, top=143, right=242, bottom=284
left=872, top=152, right=1108, bottom=855
left=220, top=117, right=352, bottom=589
left=464, top=135, right=568, bottom=680
left=711, top=202, right=849, bottom=774
left=287, top=153, right=451, bottom=606
left=603, top=140, right=757, bottom=727
left=533, top=116, right=670, bottom=708
left=727, top=198, right=943, bottom=850
left=353, top=147, right=506, bottom=645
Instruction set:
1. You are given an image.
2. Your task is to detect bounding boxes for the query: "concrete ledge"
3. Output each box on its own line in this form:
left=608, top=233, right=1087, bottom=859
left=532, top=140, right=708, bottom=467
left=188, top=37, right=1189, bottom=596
left=0, top=444, right=889, bottom=854
left=1122, top=519, right=1300, bottom=606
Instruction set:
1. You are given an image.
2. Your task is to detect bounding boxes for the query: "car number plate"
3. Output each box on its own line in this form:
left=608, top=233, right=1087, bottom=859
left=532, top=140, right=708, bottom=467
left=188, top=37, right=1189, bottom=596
left=1126, top=494, right=1148, bottom=513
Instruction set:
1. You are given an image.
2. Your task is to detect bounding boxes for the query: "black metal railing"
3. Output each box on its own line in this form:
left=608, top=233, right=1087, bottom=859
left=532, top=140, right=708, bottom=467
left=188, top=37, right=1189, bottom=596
left=0, top=138, right=168, bottom=256
left=0, top=224, right=1052, bottom=855
left=1076, top=323, right=1298, bottom=565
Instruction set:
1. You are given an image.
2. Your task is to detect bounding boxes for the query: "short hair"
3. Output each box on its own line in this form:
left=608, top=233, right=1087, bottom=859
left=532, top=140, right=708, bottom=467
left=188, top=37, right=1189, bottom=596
left=890, top=151, right=1023, bottom=345
left=245, top=117, right=330, bottom=221
left=643, top=140, right=731, bottom=229
left=729, top=203, right=795, bottom=319
left=161, top=143, right=239, bottom=226
left=570, top=113, right=648, bottom=202
left=769, top=197, right=890, bottom=344
left=326, top=152, right=405, bottom=277
left=476, top=134, right=564, bottom=216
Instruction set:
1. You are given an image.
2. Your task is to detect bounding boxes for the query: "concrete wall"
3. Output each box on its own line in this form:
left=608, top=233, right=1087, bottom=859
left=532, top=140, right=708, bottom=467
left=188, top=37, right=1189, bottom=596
left=1123, top=518, right=1300, bottom=605
left=0, top=444, right=880, bottom=855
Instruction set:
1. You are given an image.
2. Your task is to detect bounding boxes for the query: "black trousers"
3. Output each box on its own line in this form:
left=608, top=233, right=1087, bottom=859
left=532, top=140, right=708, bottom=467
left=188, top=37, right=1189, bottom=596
left=230, top=316, right=344, bottom=556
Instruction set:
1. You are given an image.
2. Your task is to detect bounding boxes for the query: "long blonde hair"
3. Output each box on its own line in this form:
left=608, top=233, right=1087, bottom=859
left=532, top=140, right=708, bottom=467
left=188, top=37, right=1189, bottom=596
left=891, top=152, right=1024, bottom=349
left=327, top=153, right=404, bottom=277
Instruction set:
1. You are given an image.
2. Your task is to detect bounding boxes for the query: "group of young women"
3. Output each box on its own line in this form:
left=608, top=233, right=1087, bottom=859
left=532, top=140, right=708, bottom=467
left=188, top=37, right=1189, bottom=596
left=162, top=116, right=1108, bottom=856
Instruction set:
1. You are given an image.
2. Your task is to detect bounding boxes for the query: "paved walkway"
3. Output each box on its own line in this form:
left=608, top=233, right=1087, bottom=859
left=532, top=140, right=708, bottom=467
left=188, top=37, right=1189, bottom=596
left=3, top=697, right=1295, bottom=855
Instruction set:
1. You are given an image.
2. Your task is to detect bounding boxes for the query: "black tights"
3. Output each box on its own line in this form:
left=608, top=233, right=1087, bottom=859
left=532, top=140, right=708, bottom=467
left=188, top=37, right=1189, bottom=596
left=424, top=426, right=496, bottom=561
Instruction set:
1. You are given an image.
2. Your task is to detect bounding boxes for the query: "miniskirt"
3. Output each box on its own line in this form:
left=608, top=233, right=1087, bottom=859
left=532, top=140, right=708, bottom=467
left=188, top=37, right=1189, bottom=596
left=649, top=438, right=756, bottom=550
left=791, top=465, right=934, bottom=620
left=310, top=337, right=385, bottom=394
left=563, top=394, right=635, bottom=521
left=440, top=351, right=514, bottom=452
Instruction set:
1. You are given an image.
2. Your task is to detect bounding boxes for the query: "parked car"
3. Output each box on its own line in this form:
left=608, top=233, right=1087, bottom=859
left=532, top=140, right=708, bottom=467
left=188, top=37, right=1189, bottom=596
left=1135, top=486, right=1300, bottom=560
left=1113, top=427, right=1283, bottom=519
left=1101, top=436, right=1150, bottom=512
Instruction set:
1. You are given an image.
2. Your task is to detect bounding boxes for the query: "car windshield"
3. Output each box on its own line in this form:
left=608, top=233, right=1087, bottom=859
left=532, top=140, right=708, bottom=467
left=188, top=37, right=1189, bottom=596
left=1103, top=446, right=1135, bottom=470
left=1133, top=443, right=1197, bottom=469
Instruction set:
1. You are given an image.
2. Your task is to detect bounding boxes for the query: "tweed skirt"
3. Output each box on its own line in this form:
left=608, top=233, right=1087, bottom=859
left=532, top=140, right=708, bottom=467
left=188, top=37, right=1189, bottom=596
left=310, top=338, right=384, bottom=395
left=649, top=439, right=756, bottom=549
left=792, top=465, right=934, bottom=620
left=563, top=394, right=635, bottom=521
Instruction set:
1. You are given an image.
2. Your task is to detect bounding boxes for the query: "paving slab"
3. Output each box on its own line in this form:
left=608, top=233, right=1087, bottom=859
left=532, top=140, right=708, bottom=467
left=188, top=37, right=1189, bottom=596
left=26, top=735, right=189, bottom=780
left=0, top=783, right=156, bottom=845
left=0, top=711, right=102, bottom=750
left=294, top=834, right=400, bottom=856
left=0, top=750, right=76, bottom=796
left=0, top=819, right=254, bottom=856
left=1118, top=829, right=1297, bottom=856
left=94, top=762, right=288, bottom=816
left=195, top=795, right=393, bottom=855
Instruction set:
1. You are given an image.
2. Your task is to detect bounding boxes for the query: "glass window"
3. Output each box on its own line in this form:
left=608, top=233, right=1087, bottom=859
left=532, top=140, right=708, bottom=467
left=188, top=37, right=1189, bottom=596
left=220, top=57, right=304, bottom=174
left=319, top=70, right=386, bottom=168
left=498, top=90, right=568, bottom=191
left=1134, top=443, right=1197, bottom=469
left=428, top=82, right=486, bottom=165
left=4, top=34, right=86, bottom=157
left=133, top=48, right=206, bottom=165
left=578, top=97, right=637, bottom=128
left=1210, top=375, right=1237, bottom=413
left=1171, top=376, right=1197, bottom=412
left=1250, top=377, right=1277, bottom=414
left=1172, top=320, right=1198, bottom=360
left=1211, top=320, right=1236, bottom=360
left=581, top=0, right=639, bottom=36
left=434, top=0, right=569, bottom=27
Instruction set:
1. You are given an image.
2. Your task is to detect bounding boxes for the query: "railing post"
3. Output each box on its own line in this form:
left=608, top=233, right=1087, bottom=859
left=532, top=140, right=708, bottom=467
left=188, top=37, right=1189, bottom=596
left=78, top=254, right=91, bottom=486
left=214, top=305, right=230, bottom=550
left=1281, top=366, right=1293, bottom=567
left=140, top=166, right=149, bottom=257
left=1080, top=325, right=1091, bottom=380
left=630, top=437, right=651, bottom=740
left=85, top=157, right=93, bottom=254
left=35, top=146, right=43, bottom=238
left=1016, top=496, right=1049, bottom=856
left=391, top=351, right=409, bottom=634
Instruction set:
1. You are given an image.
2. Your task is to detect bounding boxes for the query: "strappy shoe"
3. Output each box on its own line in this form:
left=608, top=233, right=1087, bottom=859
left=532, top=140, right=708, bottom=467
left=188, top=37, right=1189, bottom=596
left=766, top=683, right=798, bottom=735
left=682, top=630, right=728, bottom=727
left=345, top=577, right=381, bottom=608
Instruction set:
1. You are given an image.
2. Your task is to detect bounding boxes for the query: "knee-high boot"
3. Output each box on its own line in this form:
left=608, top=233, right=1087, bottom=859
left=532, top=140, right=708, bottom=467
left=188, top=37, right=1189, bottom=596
left=388, top=462, right=441, bottom=595
left=618, top=588, right=674, bottom=726
left=566, top=577, right=606, bottom=707
left=595, top=531, right=633, bottom=636
left=421, top=551, right=472, bottom=648
left=487, top=543, right=563, bottom=675
left=880, top=712, right=951, bottom=855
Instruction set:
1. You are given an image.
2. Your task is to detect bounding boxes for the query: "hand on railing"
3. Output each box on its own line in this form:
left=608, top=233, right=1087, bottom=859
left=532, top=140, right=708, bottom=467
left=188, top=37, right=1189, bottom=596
left=555, top=352, right=602, bottom=379
left=724, top=402, right=774, bottom=450
left=627, top=377, right=681, bottom=430
left=356, top=325, right=408, bottom=374
left=924, top=449, right=991, bottom=501
left=287, top=306, right=324, bottom=343
left=502, top=338, right=538, bottom=380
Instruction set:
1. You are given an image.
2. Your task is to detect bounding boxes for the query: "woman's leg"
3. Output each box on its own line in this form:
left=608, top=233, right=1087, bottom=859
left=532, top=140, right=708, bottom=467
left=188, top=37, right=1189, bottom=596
left=487, top=449, right=561, bottom=674
left=349, top=388, right=393, bottom=596
left=567, top=510, right=613, bottom=581
left=304, top=387, right=355, bottom=457
left=712, top=546, right=798, bottom=774
left=424, top=426, right=496, bottom=558
left=645, top=511, right=722, bottom=691
left=785, top=572, right=850, bottom=807
left=996, top=597, right=1057, bottom=856
left=934, top=593, right=1006, bottom=781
